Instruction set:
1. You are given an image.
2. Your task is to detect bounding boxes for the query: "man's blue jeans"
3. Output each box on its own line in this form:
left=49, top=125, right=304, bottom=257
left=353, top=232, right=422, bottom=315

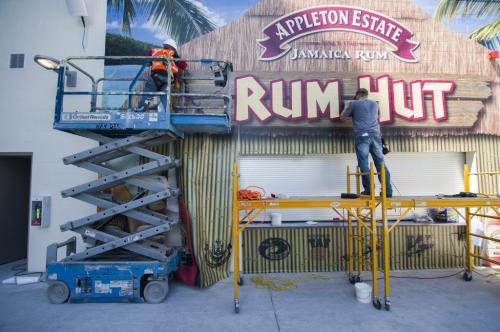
left=355, top=133, right=393, bottom=196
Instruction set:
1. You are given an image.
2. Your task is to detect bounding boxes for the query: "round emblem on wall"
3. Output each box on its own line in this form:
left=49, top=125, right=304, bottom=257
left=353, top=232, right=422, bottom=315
left=259, top=237, right=291, bottom=261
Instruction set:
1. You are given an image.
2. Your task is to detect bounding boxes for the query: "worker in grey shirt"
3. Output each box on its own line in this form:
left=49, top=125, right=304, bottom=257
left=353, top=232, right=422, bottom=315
left=341, top=88, right=393, bottom=197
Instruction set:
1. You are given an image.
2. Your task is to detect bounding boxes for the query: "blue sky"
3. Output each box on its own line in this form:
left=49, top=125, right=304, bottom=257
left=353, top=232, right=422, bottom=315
left=106, top=0, right=493, bottom=45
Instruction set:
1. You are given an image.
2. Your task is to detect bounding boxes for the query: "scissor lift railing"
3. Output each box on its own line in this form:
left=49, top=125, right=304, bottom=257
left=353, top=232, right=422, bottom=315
left=44, top=55, right=233, bottom=303
left=53, top=56, right=232, bottom=135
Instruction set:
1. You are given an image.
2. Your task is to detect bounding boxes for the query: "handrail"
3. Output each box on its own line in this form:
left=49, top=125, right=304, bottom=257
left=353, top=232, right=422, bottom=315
left=96, top=76, right=147, bottom=88
left=55, top=56, right=233, bottom=115
left=64, top=91, right=169, bottom=96
left=128, top=63, right=148, bottom=108
left=65, top=59, right=98, bottom=111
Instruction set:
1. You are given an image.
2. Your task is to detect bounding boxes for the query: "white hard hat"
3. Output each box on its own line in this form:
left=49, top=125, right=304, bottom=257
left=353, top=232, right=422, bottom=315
left=162, top=38, right=178, bottom=51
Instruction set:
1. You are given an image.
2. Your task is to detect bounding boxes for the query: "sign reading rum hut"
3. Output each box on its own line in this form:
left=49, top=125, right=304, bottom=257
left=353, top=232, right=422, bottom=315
left=235, top=75, right=455, bottom=124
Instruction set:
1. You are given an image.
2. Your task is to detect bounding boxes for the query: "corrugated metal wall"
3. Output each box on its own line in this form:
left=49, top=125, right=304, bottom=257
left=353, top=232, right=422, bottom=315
left=242, top=224, right=480, bottom=273
left=175, top=133, right=498, bottom=286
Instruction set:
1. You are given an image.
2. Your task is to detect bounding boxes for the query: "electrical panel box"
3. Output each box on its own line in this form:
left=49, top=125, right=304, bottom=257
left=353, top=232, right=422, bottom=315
left=31, top=196, right=51, bottom=228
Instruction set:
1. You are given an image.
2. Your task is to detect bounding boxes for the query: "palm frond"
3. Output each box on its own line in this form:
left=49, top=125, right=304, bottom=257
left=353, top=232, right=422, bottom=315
left=469, top=19, right=500, bottom=49
left=433, top=0, right=500, bottom=21
left=143, top=0, right=217, bottom=44
left=107, top=0, right=140, bottom=34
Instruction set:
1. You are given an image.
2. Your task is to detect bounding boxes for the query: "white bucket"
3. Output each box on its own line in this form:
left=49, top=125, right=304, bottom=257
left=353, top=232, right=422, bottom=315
left=271, top=213, right=282, bottom=226
left=354, top=282, right=372, bottom=304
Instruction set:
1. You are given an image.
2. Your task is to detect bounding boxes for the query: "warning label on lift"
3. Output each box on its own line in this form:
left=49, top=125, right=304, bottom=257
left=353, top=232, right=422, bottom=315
left=62, top=113, right=112, bottom=122
left=111, top=280, right=133, bottom=296
left=94, top=280, right=112, bottom=294
left=110, top=280, right=132, bottom=289
left=119, top=113, right=145, bottom=120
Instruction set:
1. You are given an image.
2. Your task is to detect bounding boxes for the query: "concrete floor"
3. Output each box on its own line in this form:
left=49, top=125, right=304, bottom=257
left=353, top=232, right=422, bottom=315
left=0, top=261, right=499, bottom=332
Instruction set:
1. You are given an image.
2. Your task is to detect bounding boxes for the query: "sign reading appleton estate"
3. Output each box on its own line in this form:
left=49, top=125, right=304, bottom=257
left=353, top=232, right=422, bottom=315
left=233, top=6, right=458, bottom=125
left=257, top=6, right=419, bottom=62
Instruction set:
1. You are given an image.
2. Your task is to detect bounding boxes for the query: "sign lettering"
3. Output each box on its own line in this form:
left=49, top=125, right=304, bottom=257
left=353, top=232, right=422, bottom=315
left=235, top=75, right=455, bottom=123
left=257, top=6, right=419, bottom=62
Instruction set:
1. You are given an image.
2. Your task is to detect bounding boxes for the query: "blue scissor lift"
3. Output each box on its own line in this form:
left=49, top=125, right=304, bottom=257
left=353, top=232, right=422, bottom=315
left=45, top=56, right=232, bottom=303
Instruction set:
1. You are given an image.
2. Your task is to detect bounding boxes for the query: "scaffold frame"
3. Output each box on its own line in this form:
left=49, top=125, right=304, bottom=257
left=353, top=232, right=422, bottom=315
left=230, top=162, right=500, bottom=313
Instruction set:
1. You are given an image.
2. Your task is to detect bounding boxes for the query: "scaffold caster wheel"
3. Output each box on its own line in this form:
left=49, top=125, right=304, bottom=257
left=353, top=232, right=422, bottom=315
left=234, top=299, right=240, bottom=314
left=238, top=276, right=244, bottom=286
left=463, top=271, right=473, bottom=281
left=384, top=299, right=391, bottom=311
left=372, top=298, right=382, bottom=310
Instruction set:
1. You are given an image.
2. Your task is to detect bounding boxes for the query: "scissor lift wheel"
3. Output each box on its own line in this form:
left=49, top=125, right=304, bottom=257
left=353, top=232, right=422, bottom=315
left=143, top=280, right=169, bottom=304
left=47, top=281, right=70, bottom=304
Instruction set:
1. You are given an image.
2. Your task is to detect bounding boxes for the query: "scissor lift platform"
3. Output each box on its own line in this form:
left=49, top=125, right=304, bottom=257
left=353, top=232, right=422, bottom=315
left=45, top=56, right=232, bottom=303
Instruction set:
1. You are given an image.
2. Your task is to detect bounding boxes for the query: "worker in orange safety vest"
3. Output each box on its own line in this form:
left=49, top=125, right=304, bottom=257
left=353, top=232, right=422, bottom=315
left=138, top=38, right=187, bottom=112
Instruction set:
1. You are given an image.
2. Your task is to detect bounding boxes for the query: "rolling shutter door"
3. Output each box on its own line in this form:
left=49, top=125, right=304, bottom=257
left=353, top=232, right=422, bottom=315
left=239, top=152, right=464, bottom=221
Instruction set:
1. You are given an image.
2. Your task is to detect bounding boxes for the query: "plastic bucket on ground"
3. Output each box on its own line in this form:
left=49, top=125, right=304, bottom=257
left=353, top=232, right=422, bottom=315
left=271, top=213, right=282, bottom=226
left=354, top=282, right=372, bottom=303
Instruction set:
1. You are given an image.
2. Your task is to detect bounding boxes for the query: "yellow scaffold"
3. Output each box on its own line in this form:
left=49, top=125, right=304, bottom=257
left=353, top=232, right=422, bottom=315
left=230, top=162, right=500, bottom=313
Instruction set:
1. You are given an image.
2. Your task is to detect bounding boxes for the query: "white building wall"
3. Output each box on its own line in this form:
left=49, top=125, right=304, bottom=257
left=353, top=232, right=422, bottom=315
left=0, top=0, right=107, bottom=271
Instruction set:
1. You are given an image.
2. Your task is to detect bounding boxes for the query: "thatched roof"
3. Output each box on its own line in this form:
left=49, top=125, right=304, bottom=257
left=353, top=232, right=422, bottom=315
left=180, top=0, right=499, bottom=136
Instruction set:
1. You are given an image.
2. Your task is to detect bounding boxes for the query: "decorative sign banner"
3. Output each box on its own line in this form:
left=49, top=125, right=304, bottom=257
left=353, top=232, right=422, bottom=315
left=235, top=75, right=455, bottom=123
left=257, top=6, right=420, bottom=62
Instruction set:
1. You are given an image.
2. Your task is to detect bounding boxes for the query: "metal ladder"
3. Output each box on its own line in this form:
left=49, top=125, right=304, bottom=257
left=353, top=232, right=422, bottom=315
left=58, top=129, right=181, bottom=262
